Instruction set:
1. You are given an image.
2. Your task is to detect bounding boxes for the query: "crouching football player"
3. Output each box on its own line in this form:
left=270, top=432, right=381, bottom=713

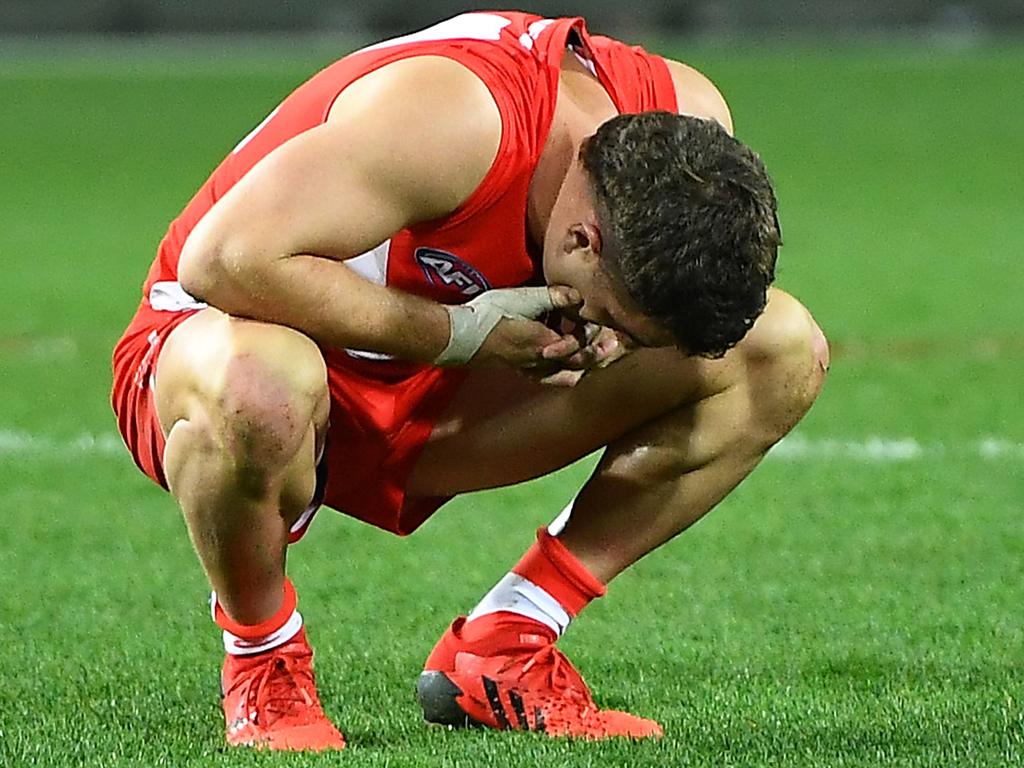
left=111, top=11, right=828, bottom=750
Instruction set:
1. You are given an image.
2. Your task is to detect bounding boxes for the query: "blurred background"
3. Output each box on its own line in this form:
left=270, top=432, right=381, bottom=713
left=2, top=0, right=1023, bottom=38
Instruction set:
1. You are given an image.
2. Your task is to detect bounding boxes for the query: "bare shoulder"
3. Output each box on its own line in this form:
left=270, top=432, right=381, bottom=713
left=739, top=289, right=817, bottom=361
left=661, top=58, right=734, bottom=136
left=324, top=55, right=503, bottom=221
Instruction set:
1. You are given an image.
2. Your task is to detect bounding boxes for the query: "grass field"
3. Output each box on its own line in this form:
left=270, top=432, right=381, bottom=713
left=1, top=36, right=1023, bottom=767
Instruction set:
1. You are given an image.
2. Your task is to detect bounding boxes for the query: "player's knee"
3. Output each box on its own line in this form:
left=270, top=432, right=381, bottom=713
left=742, top=291, right=828, bottom=445
left=218, top=358, right=322, bottom=462
left=183, top=322, right=328, bottom=474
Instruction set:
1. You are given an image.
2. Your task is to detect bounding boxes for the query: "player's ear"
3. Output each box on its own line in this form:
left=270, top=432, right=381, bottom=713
left=565, top=222, right=603, bottom=258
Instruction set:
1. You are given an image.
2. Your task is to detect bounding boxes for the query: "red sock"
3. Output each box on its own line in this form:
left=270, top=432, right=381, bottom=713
left=514, top=527, right=606, bottom=614
left=463, top=528, right=606, bottom=645
left=213, top=577, right=303, bottom=655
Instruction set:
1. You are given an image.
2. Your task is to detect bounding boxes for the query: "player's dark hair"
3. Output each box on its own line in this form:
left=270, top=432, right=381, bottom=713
left=582, top=112, right=780, bottom=357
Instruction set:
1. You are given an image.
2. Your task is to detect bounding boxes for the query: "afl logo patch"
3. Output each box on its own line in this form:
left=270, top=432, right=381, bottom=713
left=415, top=248, right=491, bottom=297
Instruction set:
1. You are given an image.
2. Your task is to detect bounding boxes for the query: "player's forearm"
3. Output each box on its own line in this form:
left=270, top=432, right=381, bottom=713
left=180, top=248, right=450, bottom=363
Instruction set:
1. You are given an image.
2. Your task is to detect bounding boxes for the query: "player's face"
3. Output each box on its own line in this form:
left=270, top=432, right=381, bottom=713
left=542, top=161, right=675, bottom=350
left=547, top=244, right=674, bottom=349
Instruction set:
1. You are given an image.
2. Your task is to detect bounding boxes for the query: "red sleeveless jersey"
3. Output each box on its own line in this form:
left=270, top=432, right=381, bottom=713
left=122, top=10, right=678, bottom=370
left=113, top=11, right=681, bottom=533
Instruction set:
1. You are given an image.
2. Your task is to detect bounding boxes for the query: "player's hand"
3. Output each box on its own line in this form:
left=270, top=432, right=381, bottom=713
left=468, top=285, right=584, bottom=371
left=533, top=321, right=632, bottom=386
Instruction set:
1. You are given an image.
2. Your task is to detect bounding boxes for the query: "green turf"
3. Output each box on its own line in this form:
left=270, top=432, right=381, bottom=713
left=1, top=39, right=1022, bottom=767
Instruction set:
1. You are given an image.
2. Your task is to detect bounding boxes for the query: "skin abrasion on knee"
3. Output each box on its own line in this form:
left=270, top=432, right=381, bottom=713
left=211, top=578, right=303, bottom=655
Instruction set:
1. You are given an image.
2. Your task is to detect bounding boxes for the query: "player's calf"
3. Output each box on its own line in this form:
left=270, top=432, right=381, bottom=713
left=153, top=308, right=329, bottom=623
left=153, top=309, right=344, bottom=750
left=562, top=290, right=828, bottom=581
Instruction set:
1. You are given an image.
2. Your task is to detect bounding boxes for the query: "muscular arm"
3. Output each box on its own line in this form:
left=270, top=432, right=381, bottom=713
left=179, top=57, right=524, bottom=364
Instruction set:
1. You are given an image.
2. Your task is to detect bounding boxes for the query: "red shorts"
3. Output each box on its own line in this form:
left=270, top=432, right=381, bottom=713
left=111, top=305, right=468, bottom=538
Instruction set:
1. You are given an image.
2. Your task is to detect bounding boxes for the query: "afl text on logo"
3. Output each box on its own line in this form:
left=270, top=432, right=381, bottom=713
left=414, top=248, right=492, bottom=297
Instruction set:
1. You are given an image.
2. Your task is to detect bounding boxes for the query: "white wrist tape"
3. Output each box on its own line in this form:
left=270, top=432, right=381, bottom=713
left=434, top=287, right=556, bottom=366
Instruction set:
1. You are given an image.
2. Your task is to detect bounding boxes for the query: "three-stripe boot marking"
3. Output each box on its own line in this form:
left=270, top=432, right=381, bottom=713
left=481, top=676, right=545, bottom=733
left=482, top=676, right=511, bottom=729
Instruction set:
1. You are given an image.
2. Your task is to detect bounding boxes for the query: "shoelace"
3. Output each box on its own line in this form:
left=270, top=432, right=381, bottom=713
left=228, top=647, right=319, bottom=726
left=513, top=644, right=593, bottom=708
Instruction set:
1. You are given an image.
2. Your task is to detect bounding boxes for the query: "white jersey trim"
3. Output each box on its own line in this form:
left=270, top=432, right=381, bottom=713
left=149, top=280, right=208, bottom=312
left=343, top=239, right=396, bottom=361
left=359, top=13, right=512, bottom=54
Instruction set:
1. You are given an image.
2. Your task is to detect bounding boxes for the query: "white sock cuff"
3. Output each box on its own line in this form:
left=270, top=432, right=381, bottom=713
left=222, top=610, right=303, bottom=656
left=468, top=573, right=572, bottom=637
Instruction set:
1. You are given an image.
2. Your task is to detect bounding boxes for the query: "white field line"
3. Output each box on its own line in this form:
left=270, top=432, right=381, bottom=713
left=0, top=430, right=124, bottom=456
left=770, top=435, right=1024, bottom=461
left=1, top=429, right=1023, bottom=462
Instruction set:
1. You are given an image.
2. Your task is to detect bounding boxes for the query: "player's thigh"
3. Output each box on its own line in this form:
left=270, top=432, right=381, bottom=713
left=153, top=307, right=330, bottom=456
left=407, top=288, right=824, bottom=498
left=408, top=345, right=734, bottom=496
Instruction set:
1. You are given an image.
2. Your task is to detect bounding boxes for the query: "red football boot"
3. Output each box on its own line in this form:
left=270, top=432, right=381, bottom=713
left=418, top=615, right=663, bottom=739
left=220, top=627, right=345, bottom=751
